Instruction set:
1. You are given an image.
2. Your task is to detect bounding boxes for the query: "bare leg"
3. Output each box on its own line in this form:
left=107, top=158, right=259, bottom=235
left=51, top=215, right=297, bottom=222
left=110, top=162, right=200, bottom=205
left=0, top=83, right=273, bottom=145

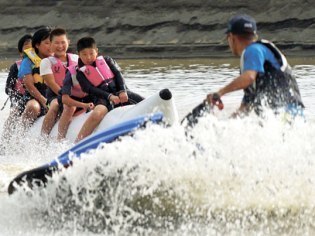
left=57, top=104, right=76, bottom=141
left=41, top=99, right=60, bottom=137
left=75, top=105, right=108, bottom=143
left=1, top=107, right=19, bottom=140
left=21, top=99, right=41, bottom=129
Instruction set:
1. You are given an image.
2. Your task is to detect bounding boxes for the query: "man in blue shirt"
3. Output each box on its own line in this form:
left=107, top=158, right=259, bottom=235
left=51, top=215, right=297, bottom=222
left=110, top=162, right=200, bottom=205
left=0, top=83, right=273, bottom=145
left=207, top=14, right=304, bottom=117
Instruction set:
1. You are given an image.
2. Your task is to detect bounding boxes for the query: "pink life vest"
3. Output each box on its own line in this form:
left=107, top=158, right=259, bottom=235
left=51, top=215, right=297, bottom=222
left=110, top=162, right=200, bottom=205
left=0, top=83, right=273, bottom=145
left=79, top=56, right=114, bottom=87
left=49, top=53, right=78, bottom=87
left=68, top=65, right=87, bottom=98
left=14, top=60, right=26, bottom=95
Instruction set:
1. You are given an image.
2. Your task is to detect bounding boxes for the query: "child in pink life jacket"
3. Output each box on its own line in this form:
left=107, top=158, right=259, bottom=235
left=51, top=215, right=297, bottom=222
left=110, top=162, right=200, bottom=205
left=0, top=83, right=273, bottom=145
left=75, top=37, right=144, bottom=109
left=57, top=65, right=95, bottom=141
left=40, top=28, right=78, bottom=138
left=5, top=34, right=32, bottom=115
left=73, top=37, right=143, bottom=142
left=1, top=34, right=32, bottom=150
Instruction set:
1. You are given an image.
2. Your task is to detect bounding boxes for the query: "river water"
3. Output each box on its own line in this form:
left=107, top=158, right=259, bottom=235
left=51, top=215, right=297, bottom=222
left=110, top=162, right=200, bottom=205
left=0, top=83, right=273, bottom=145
left=0, top=57, right=315, bottom=235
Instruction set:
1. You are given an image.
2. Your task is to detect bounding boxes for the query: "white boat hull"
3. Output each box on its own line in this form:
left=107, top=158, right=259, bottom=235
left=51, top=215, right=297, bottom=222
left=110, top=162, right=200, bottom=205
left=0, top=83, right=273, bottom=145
left=29, top=89, right=178, bottom=142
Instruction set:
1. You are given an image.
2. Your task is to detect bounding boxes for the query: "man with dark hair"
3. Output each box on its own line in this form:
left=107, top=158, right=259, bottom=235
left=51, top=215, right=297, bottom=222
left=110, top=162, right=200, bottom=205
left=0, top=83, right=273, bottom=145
left=207, top=14, right=304, bottom=117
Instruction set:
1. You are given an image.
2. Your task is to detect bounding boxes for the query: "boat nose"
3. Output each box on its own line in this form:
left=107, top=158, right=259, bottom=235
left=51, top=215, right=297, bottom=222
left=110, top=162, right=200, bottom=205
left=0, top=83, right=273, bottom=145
left=159, top=88, right=172, bottom=100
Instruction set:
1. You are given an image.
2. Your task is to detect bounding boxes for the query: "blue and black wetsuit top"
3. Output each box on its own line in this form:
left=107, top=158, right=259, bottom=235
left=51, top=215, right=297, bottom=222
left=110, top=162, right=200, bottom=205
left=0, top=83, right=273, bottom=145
left=241, top=39, right=304, bottom=115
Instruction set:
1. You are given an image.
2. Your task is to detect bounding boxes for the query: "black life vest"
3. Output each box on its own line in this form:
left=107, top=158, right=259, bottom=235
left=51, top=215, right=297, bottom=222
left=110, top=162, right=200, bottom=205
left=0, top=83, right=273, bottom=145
left=242, top=39, right=304, bottom=114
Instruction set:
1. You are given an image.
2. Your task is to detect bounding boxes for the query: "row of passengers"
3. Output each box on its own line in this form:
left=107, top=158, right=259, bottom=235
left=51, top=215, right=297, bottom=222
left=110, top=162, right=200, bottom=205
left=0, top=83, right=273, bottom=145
left=4, top=14, right=305, bottom=143
left=41, top=28, right=143, bottom=141
left=6, top=27, right=143, bottom=143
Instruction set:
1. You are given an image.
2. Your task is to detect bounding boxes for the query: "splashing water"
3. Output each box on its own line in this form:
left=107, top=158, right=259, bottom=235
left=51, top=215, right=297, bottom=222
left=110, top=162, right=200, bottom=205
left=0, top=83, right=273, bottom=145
left=0, top=59, right=315, bottom=235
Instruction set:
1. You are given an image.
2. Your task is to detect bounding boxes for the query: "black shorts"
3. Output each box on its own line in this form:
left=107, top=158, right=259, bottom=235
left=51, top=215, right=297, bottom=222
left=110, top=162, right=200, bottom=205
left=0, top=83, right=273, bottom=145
left=10, top=93, right=27, bottom=116
left=70, top=95, right=95, bottom=104
left=94, top=90, right=145, bottom=111
left=42, top=95, right=63, bottom=116
left=125, top=90, right=144, bottom=104
left=47, top=94, right=58, bottom=106
left=94, top=98, right=113, bottom=111
left=111, top=90, right=145, bottom=108
left=65, top=95, right=97, bottom=113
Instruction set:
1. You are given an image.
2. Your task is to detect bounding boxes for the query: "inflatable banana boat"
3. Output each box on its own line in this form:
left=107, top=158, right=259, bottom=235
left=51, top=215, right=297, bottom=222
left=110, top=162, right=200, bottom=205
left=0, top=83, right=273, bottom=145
left=29, top=88, right=178, bottom=142
left=8, top=89, right=178, bottom=194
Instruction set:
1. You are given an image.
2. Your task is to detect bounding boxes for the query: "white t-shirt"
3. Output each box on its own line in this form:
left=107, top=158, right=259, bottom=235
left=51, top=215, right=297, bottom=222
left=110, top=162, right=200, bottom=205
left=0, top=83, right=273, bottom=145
left=40, top=54, right=79, bottom=76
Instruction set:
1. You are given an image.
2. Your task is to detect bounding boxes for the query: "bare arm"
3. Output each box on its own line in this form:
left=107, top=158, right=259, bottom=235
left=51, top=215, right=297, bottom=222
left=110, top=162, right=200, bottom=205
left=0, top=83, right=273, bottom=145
left=218, top=70, right=257, bottom=97
left=24, top=74, right=47, bottom=106
left=43, top=74, right=61, bottom=95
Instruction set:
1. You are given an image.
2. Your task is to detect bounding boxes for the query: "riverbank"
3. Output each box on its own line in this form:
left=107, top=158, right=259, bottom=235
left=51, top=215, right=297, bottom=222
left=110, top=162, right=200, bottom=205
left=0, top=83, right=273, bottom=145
left=0, top=0, right=314, bottom=59
left=2, top=43, right=315, bottom=60
left=43, top=42, right=315, bottom=59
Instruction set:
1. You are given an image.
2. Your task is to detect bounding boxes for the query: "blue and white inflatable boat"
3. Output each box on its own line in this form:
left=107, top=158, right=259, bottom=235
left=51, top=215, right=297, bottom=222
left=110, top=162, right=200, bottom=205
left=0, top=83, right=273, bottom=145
left=29, top=88, right=178, bottom=143
left=8, top=89, right=178, bottom=194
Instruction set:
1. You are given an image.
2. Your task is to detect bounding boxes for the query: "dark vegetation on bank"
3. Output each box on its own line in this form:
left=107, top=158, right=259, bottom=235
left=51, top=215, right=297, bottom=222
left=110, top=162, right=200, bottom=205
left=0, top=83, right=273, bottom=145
left=0, top=0, right=314, bottom=58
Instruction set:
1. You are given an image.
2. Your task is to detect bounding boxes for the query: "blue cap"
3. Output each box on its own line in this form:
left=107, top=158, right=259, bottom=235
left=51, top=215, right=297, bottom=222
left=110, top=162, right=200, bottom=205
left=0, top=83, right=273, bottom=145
left=226, top=15, right=257, bottom=35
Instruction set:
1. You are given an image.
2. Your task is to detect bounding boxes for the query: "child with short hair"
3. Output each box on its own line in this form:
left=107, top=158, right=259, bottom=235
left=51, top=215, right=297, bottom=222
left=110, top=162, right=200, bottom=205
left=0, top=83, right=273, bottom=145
left=19, top=27, right=53, bottom=128
left=40, top=28, right=78, bottom=137
left=57, top=65, right=95, bottom=140
left=5, top=34, right=32, bottom=116
left=73, top=36, right=143, bottom=142
left=1, top=34, right=32, bottom=147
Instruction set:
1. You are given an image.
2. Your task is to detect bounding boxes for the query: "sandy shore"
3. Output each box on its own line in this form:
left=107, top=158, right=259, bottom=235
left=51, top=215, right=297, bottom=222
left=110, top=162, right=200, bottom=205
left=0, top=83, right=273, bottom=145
left=0, top=0, right=314, bottom=58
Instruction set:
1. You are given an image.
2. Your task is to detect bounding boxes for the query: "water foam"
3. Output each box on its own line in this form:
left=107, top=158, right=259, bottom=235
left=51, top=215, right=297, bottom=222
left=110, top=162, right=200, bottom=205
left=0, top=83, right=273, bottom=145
left=1, top=115, right=315, bottom=235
